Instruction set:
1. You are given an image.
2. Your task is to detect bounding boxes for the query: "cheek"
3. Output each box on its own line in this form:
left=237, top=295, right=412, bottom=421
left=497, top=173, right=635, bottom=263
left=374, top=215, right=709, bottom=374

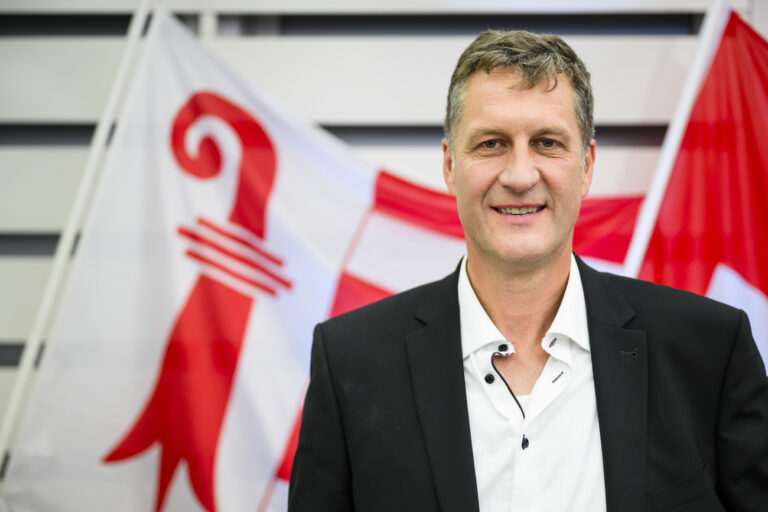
left=454, top=168, right=488, bottom=200
left=454, top=180, right=478, bottom=214
left=553, top=164, right=587, bottom=198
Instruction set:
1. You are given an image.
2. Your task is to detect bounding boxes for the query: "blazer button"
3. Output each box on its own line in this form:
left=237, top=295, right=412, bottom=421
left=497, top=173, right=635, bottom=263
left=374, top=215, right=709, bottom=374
left=521, top=435, right=529, bottom=449
left=484, top=373, right=495, bottom=384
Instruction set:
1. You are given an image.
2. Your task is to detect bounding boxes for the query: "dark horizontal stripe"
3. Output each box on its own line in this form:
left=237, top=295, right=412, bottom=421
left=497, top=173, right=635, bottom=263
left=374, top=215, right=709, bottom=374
left=0, top=235, right=59, bottom=256
left=326, top=126, right=446, bottom=146
left=0, top=124, right=666, bottom=147
left=594, top=125, right=667, bottom=146
left=0, top=13, right=197, bottom=37
left=244, top=13, right=702, bottom=36
left=0, top=12, right=702, bottom=37
left=0, top=14, right=130, bottom=36
left=327, top=125, right=667, bottom=147
left=0, top=124, right=94, bottom=145
left=0, top=343, right=23, bottom=367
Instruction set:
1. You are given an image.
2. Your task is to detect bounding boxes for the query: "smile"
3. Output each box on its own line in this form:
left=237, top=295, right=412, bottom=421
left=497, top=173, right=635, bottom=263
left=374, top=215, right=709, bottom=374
left=493, top=206, right=544, bottom=216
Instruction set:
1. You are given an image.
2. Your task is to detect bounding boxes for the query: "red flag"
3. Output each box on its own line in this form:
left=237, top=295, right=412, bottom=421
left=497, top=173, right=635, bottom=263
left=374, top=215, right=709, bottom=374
left=637, top=11, right=768, bottom=362
left=575, top=195, right=643, bottom=265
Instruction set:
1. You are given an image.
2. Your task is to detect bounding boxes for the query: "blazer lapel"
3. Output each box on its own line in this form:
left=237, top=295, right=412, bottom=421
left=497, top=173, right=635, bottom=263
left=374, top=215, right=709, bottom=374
left=405, top=270, right=480, bottom=512
left=577, top=257, right=648, bottom=512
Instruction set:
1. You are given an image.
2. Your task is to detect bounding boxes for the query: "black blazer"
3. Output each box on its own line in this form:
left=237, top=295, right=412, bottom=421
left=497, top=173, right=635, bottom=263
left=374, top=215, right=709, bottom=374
left=289, top=257, right=768, bottom=512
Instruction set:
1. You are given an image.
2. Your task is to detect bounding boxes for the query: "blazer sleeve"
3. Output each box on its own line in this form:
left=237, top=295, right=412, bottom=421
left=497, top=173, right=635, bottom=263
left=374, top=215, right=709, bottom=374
left=715, top=310, right=768, bottom=512
left=288, top=323, right=354, bottom=512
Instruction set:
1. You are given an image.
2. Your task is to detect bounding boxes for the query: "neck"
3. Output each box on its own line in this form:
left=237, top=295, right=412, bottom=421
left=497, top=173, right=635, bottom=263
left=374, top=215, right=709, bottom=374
left=465, top=248, right=572, bottom=348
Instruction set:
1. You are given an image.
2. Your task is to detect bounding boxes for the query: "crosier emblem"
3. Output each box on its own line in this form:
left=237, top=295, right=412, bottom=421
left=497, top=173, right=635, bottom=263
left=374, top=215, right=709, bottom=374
left=103, top=92, right=291, bottom=512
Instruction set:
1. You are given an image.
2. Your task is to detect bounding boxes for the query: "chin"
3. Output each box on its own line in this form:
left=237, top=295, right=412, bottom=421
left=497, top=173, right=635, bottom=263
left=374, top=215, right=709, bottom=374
left=482, top=247, right=546, bottom=268
left=468, top=231, right=570, bottom=270
left=489, top=241, right=567, bottom=269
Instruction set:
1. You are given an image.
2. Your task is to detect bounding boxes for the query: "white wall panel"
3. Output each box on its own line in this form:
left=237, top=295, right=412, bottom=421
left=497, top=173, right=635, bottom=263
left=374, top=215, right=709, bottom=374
left=0, top=39, right=121, bottom=123
left=213, top=36, right=696, bottom=126
left=0, top=369, right=19, bottom=421
left=0, top=258, right=52, bottom=342
left=754, top=0, right=768, bottom=39
left=0, top=147, right=85, bottom=233
left=1, top=36, right=696, bottom=125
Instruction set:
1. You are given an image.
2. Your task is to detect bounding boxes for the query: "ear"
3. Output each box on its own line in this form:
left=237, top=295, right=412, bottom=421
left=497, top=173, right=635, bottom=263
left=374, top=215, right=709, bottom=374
left=581, top=139, right=596, bottom=199
left=442, top=138, right=457, bottom=197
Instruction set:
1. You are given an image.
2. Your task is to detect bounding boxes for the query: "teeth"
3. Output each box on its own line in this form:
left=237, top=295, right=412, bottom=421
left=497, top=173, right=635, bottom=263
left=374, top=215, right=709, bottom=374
left=497, top=206, right=541, bottom=215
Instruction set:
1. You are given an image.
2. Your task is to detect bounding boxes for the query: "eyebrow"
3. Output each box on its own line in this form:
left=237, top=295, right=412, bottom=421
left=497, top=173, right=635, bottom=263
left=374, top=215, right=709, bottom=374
left=465, top=126, right=507, bottom=143
left=532, top=125, right=571, bottom=140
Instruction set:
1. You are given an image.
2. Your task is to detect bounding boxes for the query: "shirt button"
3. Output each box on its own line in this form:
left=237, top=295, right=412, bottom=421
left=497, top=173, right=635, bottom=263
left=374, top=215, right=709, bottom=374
left=521, top=435, right=529, bottom=449
left=498, top=343, right=508, bottom=352
left=484, top=373, right=495, bottom=384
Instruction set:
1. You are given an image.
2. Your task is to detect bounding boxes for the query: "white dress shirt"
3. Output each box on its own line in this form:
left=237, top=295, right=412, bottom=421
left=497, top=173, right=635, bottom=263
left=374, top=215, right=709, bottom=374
left=458, top=255, right=607, bottom=512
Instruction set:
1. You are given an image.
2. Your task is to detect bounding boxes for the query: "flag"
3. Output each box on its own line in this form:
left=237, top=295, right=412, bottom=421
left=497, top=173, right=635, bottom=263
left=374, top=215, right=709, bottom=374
left=575, top=195, right=643, bottom=272
left=636, top=10, right=768, bottom=365
left=0, top=8, right=645, bottom=512
left=1, top=10, right=380, bottom=511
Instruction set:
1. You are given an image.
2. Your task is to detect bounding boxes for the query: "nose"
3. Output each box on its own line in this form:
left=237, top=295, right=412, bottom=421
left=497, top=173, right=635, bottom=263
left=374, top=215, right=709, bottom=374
left=498, top=145, right=540, bottom=193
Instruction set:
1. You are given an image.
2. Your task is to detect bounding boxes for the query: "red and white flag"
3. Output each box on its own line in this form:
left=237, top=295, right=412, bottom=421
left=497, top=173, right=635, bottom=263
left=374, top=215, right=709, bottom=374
left=0, top=10, right=382, bottom=511
left=626, top=8, right=768, bottom=366
left=0, top=9, right=468, bottom=511
left=0, top=8, right=650, bottom=512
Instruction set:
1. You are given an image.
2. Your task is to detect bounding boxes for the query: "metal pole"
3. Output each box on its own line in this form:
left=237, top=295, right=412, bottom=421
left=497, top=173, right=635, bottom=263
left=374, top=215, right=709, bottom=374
left=622, top=0, right=730, bottom=278
left=0, top=0, right=153, bottom=482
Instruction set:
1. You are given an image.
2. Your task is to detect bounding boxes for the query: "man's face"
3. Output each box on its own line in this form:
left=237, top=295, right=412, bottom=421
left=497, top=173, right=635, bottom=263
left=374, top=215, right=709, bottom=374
left=443, top=69, right=595, bottom=271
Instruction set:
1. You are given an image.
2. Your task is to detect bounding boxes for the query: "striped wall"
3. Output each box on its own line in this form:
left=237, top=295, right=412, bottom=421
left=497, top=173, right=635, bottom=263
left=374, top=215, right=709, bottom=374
left=0, top=0, right=759, bottom=460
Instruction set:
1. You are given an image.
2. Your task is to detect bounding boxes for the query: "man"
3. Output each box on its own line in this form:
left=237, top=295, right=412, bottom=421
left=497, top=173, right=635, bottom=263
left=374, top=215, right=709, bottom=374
left=288, top=30, right=768, bottom=512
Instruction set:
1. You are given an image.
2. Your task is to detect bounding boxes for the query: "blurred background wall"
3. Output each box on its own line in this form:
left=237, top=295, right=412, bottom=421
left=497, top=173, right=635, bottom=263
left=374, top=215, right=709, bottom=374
left=0, top=0, right=764, bottom=441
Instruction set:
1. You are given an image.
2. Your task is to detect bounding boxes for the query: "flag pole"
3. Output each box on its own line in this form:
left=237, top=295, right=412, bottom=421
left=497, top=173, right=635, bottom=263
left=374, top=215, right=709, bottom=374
left=0, top=0, right=153, bottom=480
left=622, top=0, right=730, bottom=278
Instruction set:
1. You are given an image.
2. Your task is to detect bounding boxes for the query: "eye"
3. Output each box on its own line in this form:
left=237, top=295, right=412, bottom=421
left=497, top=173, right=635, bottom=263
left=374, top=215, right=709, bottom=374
left=481, top=139, right=499, bottom=149
left=539, top=138, right=557, bottom=149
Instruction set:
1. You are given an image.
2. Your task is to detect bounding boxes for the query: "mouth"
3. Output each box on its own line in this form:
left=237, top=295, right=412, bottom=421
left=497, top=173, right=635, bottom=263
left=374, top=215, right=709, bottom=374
left=493, top=206, right=545, bottom=216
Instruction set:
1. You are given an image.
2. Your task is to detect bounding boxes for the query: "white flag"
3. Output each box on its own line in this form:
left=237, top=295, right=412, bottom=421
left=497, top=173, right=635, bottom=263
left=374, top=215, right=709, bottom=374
left=1, top=10, right=382, bottom=511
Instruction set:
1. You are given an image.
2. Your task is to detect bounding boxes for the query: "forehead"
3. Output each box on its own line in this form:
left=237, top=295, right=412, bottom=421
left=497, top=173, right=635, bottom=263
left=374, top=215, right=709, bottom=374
left=459, top=70, right=578, bottom=133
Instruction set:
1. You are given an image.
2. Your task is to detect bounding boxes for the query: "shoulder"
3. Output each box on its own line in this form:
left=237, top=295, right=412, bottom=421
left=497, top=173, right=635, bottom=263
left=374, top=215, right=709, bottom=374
left=310, top=271, right=458, bottom=375
left=319, top=273, right=454, bottom=341
left=580, top=263, right=762, bottom=393
left=581, top=263, right=747, bottom=357
left=576, top=256, right=742, bottom=325
left=602, top=270, right=742, bottom=323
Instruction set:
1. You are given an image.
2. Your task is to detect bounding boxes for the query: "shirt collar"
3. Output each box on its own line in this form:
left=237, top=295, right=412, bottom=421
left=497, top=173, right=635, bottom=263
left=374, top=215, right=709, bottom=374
left=458, top=256, right=506, bottom=359
left=457, top=254, right=590, bottom=360
left=549, top=254, right=591, bottom=353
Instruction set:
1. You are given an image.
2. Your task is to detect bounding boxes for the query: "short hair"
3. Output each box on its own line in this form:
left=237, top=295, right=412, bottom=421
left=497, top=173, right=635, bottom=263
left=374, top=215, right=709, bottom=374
left=445, top=30, right=594, bottom=153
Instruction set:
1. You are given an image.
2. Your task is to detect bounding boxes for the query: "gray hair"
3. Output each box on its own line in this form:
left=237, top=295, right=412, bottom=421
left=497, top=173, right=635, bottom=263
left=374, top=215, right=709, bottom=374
left=445, top=30, right=594, bottom=154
